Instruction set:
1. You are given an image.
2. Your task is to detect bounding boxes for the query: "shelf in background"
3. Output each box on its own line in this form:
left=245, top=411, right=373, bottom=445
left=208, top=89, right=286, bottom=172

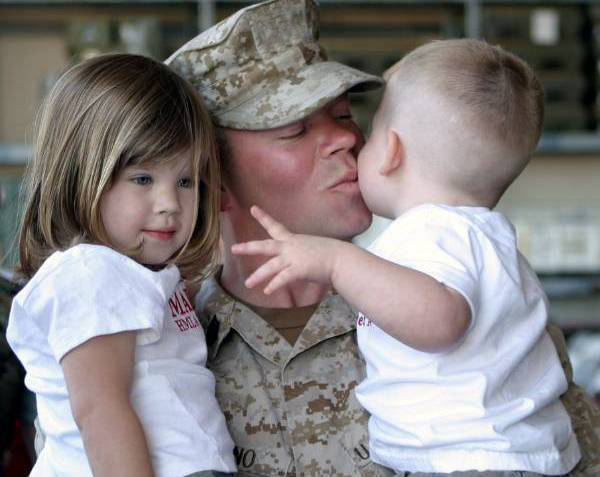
left=2, top=133, right=600, bottom=165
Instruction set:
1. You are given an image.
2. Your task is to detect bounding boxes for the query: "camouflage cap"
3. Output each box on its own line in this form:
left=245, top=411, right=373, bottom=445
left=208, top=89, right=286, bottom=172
left=165, top=0, right=383, bottom=130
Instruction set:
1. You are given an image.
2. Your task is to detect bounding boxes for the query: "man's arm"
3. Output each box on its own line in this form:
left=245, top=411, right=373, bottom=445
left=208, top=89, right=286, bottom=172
left=61, top=331, right=155, bottom=477
left=232, top=206, right=470, bottom=352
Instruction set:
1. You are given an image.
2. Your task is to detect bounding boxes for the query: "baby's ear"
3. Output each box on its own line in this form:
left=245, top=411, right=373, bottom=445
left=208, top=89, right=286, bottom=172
left=379, top=129, right=403, bottom=176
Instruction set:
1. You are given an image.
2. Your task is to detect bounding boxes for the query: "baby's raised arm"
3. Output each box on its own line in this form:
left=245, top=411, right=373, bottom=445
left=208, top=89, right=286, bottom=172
left=232, top=206, right=471, bottom=352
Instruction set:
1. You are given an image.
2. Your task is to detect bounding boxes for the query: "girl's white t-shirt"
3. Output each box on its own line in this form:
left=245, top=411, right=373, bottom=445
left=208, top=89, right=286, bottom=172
left=355, top=204, right=580, bottom=475
left=7, top=244, right=236, bottom=477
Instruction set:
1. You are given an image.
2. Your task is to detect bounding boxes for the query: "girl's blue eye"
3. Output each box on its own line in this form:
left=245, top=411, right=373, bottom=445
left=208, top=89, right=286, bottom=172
left=178, top=177, right=194, bottom=188
left=132, top=175, right=152, bottom=185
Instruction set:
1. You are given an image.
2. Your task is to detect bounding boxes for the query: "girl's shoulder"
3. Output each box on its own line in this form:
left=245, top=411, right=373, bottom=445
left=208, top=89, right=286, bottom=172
left=23, top=244, right=128, bottom=289
left=17, top=244, right=179, bottom=306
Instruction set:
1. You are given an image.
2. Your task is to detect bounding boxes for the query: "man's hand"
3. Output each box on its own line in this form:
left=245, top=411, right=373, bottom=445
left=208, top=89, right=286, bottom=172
left=231, top=206, right=342, bottom=294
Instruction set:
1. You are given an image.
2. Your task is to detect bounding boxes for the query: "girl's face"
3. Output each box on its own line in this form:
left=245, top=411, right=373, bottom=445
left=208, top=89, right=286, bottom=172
left=100, top=150, right=197, bottom=266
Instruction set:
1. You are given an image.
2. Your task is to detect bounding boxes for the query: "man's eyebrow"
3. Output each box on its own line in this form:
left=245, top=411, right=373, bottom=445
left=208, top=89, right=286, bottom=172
left=274, top=121, right=303, bottom=133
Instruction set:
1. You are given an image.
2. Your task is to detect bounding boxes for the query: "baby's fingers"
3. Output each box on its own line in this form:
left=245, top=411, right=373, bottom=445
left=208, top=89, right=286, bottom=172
left=245, top=256, right=288, bottom=289
left=263, top=267, right=297, bottom=295
left=231, top=239, right=279, bottom=256
left=250, top=206, right=291, bottom=240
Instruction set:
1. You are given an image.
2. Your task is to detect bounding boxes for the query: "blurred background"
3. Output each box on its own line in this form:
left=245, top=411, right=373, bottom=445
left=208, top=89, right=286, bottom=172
left=1, top=0, right=600, bottom=475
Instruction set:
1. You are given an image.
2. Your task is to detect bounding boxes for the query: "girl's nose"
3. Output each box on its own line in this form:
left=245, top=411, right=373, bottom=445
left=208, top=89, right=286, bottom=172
left=155, top=186, right=180, bottom=214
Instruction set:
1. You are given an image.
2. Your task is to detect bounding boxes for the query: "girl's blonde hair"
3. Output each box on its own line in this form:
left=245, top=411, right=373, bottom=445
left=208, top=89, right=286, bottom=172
left=18, top=53, right=220, bottom=283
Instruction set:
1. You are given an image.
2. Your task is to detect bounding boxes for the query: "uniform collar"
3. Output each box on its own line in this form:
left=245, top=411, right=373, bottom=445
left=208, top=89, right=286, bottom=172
left=196, top=270, right=357, bottom=367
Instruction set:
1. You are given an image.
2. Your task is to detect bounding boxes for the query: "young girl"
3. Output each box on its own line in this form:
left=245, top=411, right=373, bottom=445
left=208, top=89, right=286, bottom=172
left=6, top=53, right=236, bottom=477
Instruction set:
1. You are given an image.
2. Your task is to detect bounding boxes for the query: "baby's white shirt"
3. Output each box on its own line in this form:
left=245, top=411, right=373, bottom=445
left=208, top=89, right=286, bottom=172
left=355, top=204, right=580, bottom=474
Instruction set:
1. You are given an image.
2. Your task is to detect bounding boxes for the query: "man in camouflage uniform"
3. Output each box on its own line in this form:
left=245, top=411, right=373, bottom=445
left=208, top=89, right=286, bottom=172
left=166, top=1, right=600, bottom=476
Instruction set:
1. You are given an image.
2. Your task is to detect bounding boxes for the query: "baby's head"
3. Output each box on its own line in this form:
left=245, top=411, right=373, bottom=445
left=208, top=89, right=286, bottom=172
left=18, top=53, right=220, bottom=281
left=358, top=39, right=543, bottom=217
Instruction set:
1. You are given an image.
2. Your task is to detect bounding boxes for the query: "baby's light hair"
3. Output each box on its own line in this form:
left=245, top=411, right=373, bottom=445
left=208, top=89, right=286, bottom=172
left=18, top=53, right=220, bottom=282
left=383, top=39, right=544, bottom=205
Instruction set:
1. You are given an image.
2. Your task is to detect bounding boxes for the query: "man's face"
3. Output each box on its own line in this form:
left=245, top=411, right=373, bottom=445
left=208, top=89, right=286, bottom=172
left=223, top=95, right=372, bottom=240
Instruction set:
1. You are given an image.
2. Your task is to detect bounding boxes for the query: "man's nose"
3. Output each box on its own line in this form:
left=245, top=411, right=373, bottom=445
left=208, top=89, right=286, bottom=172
left=318, top=115, right=359, bottom=158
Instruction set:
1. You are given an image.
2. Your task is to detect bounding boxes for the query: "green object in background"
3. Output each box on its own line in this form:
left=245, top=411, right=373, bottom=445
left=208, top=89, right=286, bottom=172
left=68, top=19, right=112, bottom=60
left=0, top=175, right=23, bottom=271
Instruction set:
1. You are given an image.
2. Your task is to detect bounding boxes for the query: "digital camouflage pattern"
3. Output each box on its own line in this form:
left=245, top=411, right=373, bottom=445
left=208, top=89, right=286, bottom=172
left=546, top=325, right=600, bottom=476
left=165, top=0, right=382, bottom=130
left=196, top=274, right=600, bottom=477
left=196, top=274, right=394, bottom=477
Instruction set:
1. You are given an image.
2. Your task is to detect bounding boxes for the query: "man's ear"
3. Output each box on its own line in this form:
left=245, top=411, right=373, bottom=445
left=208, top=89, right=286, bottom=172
left=379, top=129, right=403, bottom=176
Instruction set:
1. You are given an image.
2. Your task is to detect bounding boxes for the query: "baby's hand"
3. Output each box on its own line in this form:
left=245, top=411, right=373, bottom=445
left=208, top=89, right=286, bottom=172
left=231, top=206, right=339, bottom=294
